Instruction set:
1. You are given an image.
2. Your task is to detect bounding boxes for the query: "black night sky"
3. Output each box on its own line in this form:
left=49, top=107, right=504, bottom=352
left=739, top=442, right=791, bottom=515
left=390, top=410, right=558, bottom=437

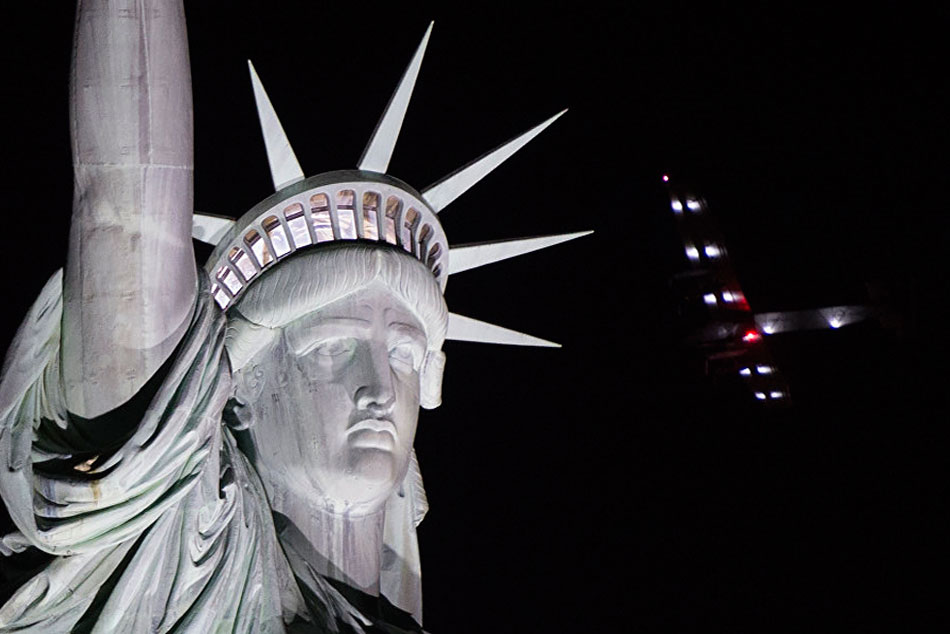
left=0, top=4, right=945, bottom=632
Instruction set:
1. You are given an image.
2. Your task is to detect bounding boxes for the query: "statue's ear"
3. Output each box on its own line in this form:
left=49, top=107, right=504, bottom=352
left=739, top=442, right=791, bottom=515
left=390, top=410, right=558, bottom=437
left=419, top=350, right=445, bottom=409
left=227, top=364, right=266, bottom=430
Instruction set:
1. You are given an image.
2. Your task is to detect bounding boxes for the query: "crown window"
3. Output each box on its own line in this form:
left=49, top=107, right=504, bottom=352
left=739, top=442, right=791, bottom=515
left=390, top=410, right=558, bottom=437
left=336, top=189, right=355, bottom=208
left=228, top=246, right=256, bottom=281
left=362, top=192, right=380, bottom=241
left=215, top=264, right=242, bottom=295
left=427, top=242, right=441, bottom=268
left=244, top=228, right=273, bottom=267
left=263, top=215, right=291, bottom=257
left=310, top=193, right=333, bottom=242
left=403, top=208, right=420, bottom=253
left=418, top=223, right=432, bottom=259
left=283, top=203, right=311, bottom=248
left=336, top=189, right=357, bottom=239
left=211, top=284, right=229, bottom=309
left=384, top=196, right=401, bottom=245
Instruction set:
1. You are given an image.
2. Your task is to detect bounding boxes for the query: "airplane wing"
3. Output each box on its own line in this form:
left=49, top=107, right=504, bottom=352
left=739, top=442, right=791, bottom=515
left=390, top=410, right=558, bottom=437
left=663, top=177, right=873, bottom=406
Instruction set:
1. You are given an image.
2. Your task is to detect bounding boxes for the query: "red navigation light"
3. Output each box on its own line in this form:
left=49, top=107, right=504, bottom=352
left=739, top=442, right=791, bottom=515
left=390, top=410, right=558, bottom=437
left=662, top=174, right=670, bottom=182
left=742, top=329, right=762, bottom=343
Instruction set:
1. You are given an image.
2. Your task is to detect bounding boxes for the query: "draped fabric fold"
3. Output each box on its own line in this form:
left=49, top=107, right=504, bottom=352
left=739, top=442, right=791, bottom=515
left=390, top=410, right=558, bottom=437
left=0, top=273, right=295, bottom=631
left=0, top=272, right=425, bottom=632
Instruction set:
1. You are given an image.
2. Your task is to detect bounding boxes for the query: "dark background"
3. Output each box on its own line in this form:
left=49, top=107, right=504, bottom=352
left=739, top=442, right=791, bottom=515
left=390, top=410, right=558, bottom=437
left=0, top=3, right=946, bottom=632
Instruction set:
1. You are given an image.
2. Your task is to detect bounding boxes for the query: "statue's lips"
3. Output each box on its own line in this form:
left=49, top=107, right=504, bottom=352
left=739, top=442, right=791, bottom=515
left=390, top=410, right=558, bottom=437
left=347, top=419, right=397, bottom=451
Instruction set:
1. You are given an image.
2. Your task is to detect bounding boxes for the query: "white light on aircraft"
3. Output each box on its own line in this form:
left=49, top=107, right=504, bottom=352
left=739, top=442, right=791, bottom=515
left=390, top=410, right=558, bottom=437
left=686, top=199, right=701, bottom=211
left=756, top=365, right=773, bottom=375
left=770, top=391, right=784, bottom=399
left=671, top=199, right=683, bottom=213
left=754, top=392, right=767, bottom=400
left=739, top=367, right=752, bottom=376
left=704, top=244, right=721, bottom=258
left=762, top=323, right=776, bottom=334
left=722, top=291, right=735, bottom=302
left=703, top=293, right=717, bottom=305
left=829, top=317, right=842, bottom=329
left=685, top=246, right=700, bottom=261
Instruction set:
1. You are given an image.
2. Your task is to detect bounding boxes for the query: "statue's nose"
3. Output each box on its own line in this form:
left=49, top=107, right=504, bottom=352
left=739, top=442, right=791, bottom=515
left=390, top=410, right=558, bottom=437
left=354, top=343, right=396, bottom=413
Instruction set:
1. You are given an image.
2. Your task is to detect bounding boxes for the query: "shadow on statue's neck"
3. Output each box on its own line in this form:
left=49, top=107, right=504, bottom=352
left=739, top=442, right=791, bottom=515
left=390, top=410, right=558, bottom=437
left=276, top=511, right=424, bottom=634
left=272, top=508, right=385, bottom=597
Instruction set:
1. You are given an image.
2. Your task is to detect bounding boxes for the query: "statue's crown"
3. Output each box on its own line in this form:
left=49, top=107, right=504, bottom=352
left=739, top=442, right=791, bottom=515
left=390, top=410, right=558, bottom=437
left=195, top=23, right=590, bottom=348
left=205, top=170, right=449, bottom=310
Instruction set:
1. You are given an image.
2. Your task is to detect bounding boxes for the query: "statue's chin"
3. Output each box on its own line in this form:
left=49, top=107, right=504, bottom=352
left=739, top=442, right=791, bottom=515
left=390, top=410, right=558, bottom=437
left=270, top=463, right=398, bottom=517
left=328, top=452, right=400, bottom=511
left=348, top=443, right=398, bottom=477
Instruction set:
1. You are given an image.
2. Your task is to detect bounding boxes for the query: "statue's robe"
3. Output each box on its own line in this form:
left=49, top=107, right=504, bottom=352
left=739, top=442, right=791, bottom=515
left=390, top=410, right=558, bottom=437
left=0, top=272, right=425, bottom=633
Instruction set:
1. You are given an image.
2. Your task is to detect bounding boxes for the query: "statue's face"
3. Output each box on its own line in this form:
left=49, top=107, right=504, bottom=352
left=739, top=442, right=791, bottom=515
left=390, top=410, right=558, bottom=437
left=238, top=283, right=427, bottom=515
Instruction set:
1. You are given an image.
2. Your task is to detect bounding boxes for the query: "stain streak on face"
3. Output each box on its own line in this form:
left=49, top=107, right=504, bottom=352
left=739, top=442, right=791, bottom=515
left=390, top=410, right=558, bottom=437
left=241, top=284, right=426, bottom=515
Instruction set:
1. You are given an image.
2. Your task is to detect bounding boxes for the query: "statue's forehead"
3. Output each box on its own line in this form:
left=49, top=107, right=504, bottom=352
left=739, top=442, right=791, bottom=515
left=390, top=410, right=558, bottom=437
left=285, top=284, right=424, bottom=332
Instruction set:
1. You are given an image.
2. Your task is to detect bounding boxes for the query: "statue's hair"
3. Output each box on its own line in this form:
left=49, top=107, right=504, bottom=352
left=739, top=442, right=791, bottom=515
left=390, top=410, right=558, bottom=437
left=224, top=244, right=448, bottom=370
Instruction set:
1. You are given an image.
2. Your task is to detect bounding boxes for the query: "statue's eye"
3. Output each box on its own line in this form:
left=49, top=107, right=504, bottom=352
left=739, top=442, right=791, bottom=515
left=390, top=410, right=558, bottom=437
left=389, top=342, right=420, bottom=371
left=314, top=338, right=355, bottom=358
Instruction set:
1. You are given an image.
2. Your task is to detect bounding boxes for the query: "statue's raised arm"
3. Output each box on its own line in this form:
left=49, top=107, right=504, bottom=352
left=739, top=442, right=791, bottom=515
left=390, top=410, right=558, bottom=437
left=63, top=0, right=195, bottom=418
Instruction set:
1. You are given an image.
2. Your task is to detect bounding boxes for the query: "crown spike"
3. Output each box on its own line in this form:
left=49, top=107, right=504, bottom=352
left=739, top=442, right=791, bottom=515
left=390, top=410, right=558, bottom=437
left=449, top=231, right=592, bottom=275
left=447, top=313, right=560, bottom=348
left=358, top=22, right=433, bottom=174
left=192, top=213, right=236, bottom=245
left=422, top=109, right=567, bottom=213
left=248, top=60, right=305, bottom=191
